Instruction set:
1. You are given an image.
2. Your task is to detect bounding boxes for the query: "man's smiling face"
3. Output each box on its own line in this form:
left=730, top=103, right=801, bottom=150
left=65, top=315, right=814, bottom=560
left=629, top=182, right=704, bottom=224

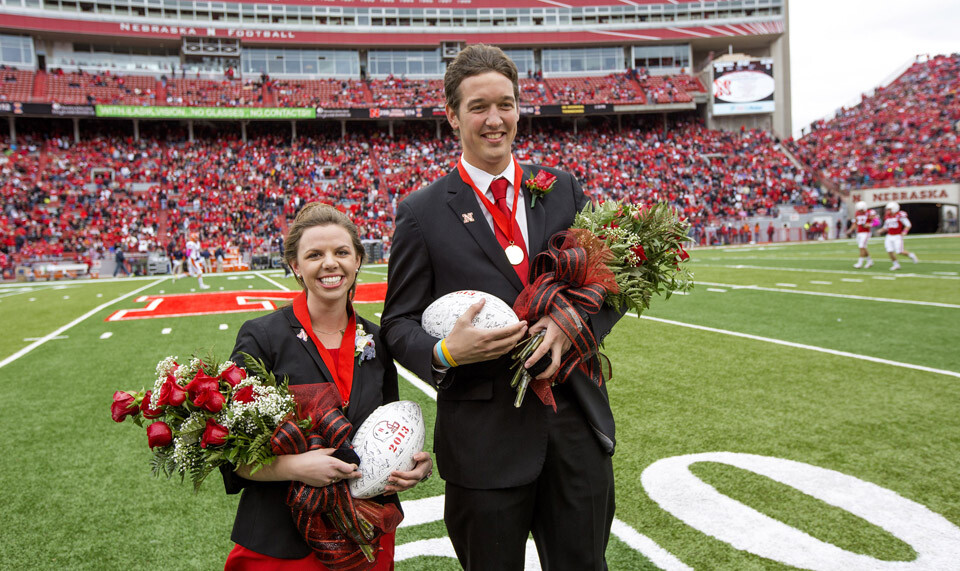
left=446, top=70, right=519, bottom=175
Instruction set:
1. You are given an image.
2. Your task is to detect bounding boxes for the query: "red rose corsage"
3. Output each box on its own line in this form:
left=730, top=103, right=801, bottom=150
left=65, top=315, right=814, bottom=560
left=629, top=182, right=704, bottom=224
left=524, top=170, right=558, bottom=207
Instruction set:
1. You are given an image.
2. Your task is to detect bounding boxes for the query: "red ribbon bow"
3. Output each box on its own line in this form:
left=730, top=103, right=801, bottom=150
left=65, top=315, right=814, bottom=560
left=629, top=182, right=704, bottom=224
left=512, top=229, right=618, bottom=410
left=270, top=384, right=402, bottom=570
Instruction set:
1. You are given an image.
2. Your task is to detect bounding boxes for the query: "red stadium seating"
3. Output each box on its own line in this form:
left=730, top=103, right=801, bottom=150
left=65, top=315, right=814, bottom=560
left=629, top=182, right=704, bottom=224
left=519, top=78, right=554, bottom=105
left=547, top=74, right=646, bottom=105
left=0, top=69, right=35, bottom=102
left=164, top=78, right=262, bottom=107
left=274, top=79, right=371, bottom=108
left=45, top=70, right=156, bottom=105
left=368, top=77, right=444, bottom=108
left=11, top=68, right=708, bottom=109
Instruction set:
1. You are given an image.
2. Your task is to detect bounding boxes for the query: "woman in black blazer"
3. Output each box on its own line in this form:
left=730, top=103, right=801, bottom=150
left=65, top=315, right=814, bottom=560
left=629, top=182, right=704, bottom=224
left=222, top=203, right=432, bottom=570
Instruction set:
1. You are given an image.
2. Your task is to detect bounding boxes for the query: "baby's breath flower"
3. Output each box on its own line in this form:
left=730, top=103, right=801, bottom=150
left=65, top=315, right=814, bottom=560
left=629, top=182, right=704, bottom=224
left=171, top=435, right=200, bottom=474
left=155, top=356, right=179, bottom=378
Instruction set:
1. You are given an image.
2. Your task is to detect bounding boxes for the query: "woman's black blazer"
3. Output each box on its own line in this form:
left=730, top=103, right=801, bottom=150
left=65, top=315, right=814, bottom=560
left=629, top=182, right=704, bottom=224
left=222, top=303, right=399, bottom=559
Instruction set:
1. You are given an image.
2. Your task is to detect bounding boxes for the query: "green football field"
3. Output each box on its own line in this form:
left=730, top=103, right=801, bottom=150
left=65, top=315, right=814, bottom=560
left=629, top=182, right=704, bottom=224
left=1, top=235, right=958, bottom=570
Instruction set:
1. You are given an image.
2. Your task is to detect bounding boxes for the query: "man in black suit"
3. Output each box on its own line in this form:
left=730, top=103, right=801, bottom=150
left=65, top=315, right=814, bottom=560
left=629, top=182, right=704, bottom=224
left=382, top=45, right=623, bottom=570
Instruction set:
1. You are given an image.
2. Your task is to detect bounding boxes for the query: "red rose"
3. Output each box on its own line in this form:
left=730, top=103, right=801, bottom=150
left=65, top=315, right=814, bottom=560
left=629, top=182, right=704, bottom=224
left=185, top=370, right=220, bottom=401
left=532, top=169, right=557, bottom=190
left=631, top=244, right=647, bottom=264
left=219, top=363, right=247, bottom=387
left=194, top=388, right=226, bottom=413
left=233, top=385, right=256, bottom=404
left=201, top=418, right=229, bottom=448
left=140, top=390, right=163, bottom=419
left=111, top=391, right=138, bottom=423
left=157, top=376, right=187, bottom=407
left=146, top=421, right=173, bottom=448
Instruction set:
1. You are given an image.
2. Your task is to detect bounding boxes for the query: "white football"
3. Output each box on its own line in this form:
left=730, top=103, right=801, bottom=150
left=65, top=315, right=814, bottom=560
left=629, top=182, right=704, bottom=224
left=349, top=400, right=426, bottom=499
left=421, top=290, right=519, bottom=339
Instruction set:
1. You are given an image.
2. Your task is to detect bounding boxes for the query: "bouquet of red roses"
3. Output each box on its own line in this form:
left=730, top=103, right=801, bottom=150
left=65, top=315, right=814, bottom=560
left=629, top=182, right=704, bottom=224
left=510, top=200, right=693, bottom=407
left=110, top=353, right=298, bottom=489
left=111, top=354, right=401, bottom=569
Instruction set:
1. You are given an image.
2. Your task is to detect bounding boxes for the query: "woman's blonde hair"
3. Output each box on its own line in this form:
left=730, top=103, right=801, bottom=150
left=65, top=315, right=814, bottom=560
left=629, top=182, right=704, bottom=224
left=284, top=202, right=366, bottom=293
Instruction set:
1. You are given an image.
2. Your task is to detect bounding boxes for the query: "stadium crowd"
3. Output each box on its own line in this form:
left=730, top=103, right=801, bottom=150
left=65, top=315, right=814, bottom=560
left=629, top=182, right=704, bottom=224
left=0, top=115, right=835, bottom=278
left=790, top=53, right=960, bottom=189
left=1, top=116, right=833, bottom=276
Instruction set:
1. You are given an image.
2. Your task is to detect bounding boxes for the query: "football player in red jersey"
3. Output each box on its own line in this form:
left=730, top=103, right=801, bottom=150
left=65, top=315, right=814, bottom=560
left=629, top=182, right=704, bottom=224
left=847, top=201, right=876, bottom=268
left=878, top=202, right=919, bottom=271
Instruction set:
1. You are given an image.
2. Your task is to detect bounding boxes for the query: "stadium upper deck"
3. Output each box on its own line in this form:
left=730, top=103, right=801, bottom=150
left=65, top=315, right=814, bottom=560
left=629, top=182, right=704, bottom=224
left=0, top=0, right=791, bottom=135
left=0, top=0, right=784, bottom=46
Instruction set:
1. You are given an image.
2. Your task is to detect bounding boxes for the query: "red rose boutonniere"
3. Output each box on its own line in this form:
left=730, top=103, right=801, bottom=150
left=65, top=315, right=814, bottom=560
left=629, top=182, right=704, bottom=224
left=524, top=170, right=558, bottom=207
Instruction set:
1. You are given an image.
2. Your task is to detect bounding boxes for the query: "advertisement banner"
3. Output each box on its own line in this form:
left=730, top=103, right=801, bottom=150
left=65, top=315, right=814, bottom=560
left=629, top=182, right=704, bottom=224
left=95, top=105, right=315, bottom=120
left=0, top=102, right=95, bottom=116
left=713, top=59, right=775, bottom=116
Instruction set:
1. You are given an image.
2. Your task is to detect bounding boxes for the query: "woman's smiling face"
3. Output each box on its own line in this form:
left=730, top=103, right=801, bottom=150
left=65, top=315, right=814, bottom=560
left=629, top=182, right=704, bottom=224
left=291, top=224, right=361, bottom=307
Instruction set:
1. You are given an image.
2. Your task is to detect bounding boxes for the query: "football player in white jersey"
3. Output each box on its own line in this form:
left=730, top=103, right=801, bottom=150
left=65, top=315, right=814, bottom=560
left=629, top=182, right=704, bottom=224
left=847, top=201, right=876, bottom=268
left=185, top=233, right=210, bottom=289
left=877, top=202, right=919, bottom=271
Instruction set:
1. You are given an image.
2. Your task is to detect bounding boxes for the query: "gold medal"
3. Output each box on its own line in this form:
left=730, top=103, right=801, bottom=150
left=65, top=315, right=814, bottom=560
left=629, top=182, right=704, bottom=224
left=505, top=244, right=525, bottom=266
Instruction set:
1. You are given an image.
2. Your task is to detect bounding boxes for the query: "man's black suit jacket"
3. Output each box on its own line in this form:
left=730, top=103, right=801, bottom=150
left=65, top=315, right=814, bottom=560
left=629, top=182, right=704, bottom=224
left=222, top=303, right=399, bottom=559
left=382, top=164, right=622, bottom=491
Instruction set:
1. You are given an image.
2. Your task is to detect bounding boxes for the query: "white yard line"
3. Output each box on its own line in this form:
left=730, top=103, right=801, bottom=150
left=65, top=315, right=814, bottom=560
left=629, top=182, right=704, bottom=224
left=696, top=281, right=960, bottom=309
left=397, top=364, right=438, bottom=401
left=258, top=272, right=291, bottom=291
left=705, top=256, right=960, bottom=265
left=629, top=313, right=960, bottom=379
left=0, top=288, right=38, bottom=299
left=695, top=263, right=960, bottom=280
left=611, top=519, right=693, bottom=571
left=0, top=278, right=165, bottom=369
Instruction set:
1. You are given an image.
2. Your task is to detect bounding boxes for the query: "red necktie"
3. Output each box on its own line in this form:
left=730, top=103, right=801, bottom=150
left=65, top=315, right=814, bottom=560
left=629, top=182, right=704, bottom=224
left=489, top=177, right=529, bottom=285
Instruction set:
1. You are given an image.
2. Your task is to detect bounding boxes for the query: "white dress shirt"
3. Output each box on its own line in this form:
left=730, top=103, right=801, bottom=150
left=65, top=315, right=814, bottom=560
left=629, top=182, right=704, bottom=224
left=460, top=155, right=531, bottom=253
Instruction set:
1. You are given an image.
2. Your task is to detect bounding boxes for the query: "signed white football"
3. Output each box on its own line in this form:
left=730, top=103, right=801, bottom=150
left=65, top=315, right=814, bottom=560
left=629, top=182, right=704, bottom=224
left=349, top=400, right=426, bottom=499
left=421, top=290, right=520, bottom=339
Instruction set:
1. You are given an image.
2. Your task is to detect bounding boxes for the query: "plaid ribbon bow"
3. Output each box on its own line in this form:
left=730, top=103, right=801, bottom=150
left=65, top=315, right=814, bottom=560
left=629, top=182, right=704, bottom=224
left=512, top=230, right=617, bottom=410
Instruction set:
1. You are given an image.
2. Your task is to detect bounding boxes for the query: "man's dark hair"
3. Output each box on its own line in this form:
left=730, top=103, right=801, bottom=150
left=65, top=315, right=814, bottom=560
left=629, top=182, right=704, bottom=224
left=444, top=44, right=520, bottom=115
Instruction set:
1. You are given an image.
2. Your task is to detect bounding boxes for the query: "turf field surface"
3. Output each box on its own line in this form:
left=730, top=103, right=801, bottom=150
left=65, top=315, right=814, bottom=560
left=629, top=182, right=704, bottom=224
left=1, top=235, right=958, bottom=570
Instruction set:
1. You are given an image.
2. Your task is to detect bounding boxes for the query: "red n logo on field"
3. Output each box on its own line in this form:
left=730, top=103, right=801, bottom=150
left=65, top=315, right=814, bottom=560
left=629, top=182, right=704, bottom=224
left=105, top=283, right=387, bottom=321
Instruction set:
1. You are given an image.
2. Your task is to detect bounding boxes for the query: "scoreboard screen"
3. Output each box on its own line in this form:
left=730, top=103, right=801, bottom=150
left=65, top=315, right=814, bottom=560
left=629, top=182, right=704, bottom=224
left=712, top=58, right=775, bottom=116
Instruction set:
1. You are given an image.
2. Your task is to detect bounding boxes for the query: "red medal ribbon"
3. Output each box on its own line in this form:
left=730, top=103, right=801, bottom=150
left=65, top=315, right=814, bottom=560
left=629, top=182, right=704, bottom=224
left=458, top=155, right=524, bottom=246
left=292, top=290, right=356, bottom=407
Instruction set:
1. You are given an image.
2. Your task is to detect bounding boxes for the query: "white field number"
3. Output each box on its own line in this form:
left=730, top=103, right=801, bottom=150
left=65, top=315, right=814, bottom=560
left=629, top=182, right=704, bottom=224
left=641, top=452, right=960, bottom=570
